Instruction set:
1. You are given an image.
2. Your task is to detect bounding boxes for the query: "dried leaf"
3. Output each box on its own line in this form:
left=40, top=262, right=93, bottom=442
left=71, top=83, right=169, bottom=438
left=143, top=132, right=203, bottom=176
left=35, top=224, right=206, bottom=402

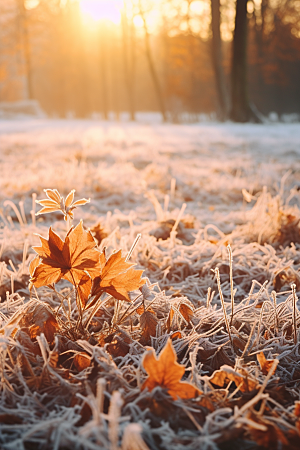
left=209, top=365, right=258, bottom=393
left=19, top=304, right=59, bottom=344
left=30, top=221, right=101, bottom=306
left=136, top=305, right=145, bottom=315
left=142, top=338, right=202, bottom=400
left=15, top=329, right=41, bottom=357
left=0, top=414, right=23, bottom=424
left=140, top=310, right=158, bottom=345
left=167, top=299, right=194, bottom=331
left=77, top=275, right=93, bottom=307
left=232, top=336, right=247, bottom=354
left=257, top=352, right=278, bottom=376
left=29, top=255, right=40, bottom=277
left=198, top=395, right=215, bottom=412
left=65, top=190, right=75, bottom=208
left=247, top=412, right=289, bottom=447
left=294, top=401, right=300, bottom=418
left=90, top=249, right=145, bottom=302
left=36, top=188, right=90, bottom=220
left=90, top=222, right=108, bottom=245
left=166, top=308, right=175, bottom=331
left=171, top=331, right=182, bottom=340
left=73, top=353, right=91, bottom=371
left=107, top=336, right=130, bottom=358
left=179, top=301, right=194, bottom=322
left=136, top=305, right=155, bottom=315
left=209, top=347, right=234, bottom=372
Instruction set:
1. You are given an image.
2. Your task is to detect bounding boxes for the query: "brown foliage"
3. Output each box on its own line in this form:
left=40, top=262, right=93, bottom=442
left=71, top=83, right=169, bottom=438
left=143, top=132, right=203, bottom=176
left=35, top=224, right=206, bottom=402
left=73, top=353, right=91, bottom=372
left=19, top=304, right=59, bottom=345
left=209, top=365, right=258, bottom=393
left=257, top=352, right=278, bottom=376
left=89, top=221, right=108, bottom=245
left=167, top=299, right=194, bottom=331
left=247, top=412, right=289, bottom=447
left=140, top=310, right=158, bottom=345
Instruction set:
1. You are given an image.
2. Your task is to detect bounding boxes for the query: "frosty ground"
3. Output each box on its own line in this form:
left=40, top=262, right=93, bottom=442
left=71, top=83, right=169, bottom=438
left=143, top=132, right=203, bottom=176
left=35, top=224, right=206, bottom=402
left=1, top=119, right=300, bottom=217
left=1, top=118, right=300, bottom=300
left=0, top=118, right=300, bottom=450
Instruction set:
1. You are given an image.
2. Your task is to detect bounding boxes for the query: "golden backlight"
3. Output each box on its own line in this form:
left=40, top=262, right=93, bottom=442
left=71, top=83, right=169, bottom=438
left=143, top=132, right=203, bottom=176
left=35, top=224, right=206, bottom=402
left=79, top=0, right=122, bottom=24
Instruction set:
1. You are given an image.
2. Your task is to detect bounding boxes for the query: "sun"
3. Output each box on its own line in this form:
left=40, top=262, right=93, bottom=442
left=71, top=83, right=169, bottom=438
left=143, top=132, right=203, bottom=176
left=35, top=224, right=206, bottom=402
left=79, top=0, right=122, bottom=24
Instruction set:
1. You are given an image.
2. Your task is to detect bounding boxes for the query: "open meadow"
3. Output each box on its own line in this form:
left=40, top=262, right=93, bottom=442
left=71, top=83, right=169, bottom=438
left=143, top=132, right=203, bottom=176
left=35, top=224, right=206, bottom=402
left=0, top=118, right=300, bottom=449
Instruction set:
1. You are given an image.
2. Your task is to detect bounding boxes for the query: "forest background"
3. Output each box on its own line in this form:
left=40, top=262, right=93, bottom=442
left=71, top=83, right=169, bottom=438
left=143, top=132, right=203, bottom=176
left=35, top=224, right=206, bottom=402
left=1, top=0, right=300, bottom=123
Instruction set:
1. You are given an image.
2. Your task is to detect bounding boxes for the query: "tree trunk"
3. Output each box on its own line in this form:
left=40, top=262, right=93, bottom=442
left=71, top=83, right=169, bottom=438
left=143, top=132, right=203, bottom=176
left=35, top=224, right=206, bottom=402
left=210, top=0, right=230, bottom=120
left=99, top=26, right=108, bottom=121
left=122, top=9, right=136, bottom=121
left=230, top=0, right=261, bottom=122
left=139, top=1, right=167, bottom=122
left=17, top=0, right=33, bottom=100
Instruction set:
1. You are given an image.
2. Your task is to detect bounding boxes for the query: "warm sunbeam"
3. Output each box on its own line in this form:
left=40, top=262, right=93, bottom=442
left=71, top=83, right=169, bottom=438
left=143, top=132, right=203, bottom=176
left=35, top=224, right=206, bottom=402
left=79, top=0, right=122, bottom=24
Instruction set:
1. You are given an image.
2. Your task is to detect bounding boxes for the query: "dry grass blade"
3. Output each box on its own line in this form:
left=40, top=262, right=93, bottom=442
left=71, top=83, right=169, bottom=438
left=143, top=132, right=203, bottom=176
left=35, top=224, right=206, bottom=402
left=214, top=267, right=233, bottom=346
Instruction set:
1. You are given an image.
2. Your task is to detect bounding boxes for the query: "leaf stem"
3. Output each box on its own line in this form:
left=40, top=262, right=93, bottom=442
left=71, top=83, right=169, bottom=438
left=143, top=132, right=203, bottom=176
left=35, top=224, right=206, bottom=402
left=69, top=270, right=83, bottom=333
left=84, top=293, right=113, bottom=330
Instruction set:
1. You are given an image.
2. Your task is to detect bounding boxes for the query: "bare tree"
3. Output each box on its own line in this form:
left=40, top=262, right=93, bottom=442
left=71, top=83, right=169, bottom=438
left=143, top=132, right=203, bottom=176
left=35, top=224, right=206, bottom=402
left=138, top=0, right=167, bottom=122
left=230, top=0, right=261, bottom=122
left=99, top=25, right=109, bottom=120
left=210, top=0, right=229, bottom=120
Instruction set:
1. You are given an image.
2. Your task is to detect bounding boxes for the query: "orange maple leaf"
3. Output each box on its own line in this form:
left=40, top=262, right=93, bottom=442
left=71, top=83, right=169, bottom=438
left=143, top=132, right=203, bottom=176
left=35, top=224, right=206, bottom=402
left=90, top=249, right=145, bottom=303
left=141, top=338, right=202, bottom=400
left=30, top=221, right=101, bottom=306
left=36, top=189, right=90, bottom=221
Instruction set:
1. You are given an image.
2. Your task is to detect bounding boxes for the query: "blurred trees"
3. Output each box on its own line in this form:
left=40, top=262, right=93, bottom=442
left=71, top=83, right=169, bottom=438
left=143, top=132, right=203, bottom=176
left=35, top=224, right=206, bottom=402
left=211, top=0, right=229, bottom=120
left=0, top=0, right=299, bottom=121
left=122, top=2, right=136, bottom=120
left=138, top=0, right=167, bottom=121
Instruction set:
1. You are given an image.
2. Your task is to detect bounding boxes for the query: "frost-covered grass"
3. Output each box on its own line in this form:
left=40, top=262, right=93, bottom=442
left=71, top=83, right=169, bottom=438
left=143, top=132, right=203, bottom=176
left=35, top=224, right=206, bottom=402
left=0, top=119, right=300, bottom=449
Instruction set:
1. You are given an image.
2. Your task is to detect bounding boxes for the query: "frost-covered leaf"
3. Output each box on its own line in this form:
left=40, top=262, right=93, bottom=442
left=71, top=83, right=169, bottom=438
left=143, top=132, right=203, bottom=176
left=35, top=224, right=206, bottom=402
left=142, top=338, right=202, bottom=400
left=90, top=249, right=145, bottom=303
left=36, top=188, right=90, bottom=221
left=30, top=221, right=101, bottom=306
left=73, top=353, right=91, bottom=372
left=257, top=352, right=278, bottom=376
left=209, top=365, right=258, bottom=393
left=140, top=310, right=158, bottom=344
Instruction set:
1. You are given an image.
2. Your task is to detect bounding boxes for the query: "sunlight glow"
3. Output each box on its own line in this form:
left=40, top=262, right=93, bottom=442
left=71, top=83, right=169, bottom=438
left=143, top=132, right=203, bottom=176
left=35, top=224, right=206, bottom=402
left=79, top=0, right=122, bottom=24
left=25, top=0, right=40, bottom=9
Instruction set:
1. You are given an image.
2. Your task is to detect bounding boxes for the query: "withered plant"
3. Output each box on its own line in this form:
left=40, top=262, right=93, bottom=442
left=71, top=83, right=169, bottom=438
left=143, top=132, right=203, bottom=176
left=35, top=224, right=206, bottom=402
left=30, top=189, right=145, bottom=340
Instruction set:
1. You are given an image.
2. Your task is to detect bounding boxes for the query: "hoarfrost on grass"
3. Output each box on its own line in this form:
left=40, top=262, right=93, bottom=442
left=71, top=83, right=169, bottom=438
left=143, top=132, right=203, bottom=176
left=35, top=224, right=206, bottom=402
left=0, top=119, right=300, bottom=449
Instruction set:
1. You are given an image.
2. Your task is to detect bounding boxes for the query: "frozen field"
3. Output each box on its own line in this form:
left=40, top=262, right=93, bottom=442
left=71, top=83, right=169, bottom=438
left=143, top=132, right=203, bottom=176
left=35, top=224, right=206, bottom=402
left=0, top=119, right=300, bottom=449
left=1, top=120, right=300, bottom=218
left=1, top=119, right=300, bottom=300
